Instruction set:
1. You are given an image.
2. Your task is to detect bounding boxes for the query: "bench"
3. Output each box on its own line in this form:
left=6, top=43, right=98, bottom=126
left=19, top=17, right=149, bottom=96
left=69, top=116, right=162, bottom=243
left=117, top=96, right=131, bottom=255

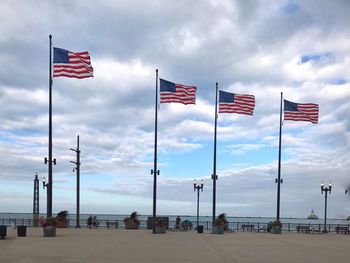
left=106, top=221, right=118, bottom=229
left=310, top=227, right=322, bottom=234
left=241, top=224, right=254, bottom=231
left=335, top=226, right=349, bottom=234
left=255, top=226, right=268, bottom=232
left=296, top=225, right=311, bottom=233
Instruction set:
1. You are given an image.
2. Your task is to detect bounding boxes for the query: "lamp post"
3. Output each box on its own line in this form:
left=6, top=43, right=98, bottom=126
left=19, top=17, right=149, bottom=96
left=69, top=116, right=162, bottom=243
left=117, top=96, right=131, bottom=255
left=193, top=179, right=204, bottom=229
left=321, top=181, right=332, bottom=233
left=70, top=135, right=81, bottom=228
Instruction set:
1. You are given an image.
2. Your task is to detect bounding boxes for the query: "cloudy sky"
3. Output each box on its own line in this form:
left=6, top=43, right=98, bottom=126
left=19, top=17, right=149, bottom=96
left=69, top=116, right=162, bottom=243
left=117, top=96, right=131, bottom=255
left=0, top=0, right=349, bottom=219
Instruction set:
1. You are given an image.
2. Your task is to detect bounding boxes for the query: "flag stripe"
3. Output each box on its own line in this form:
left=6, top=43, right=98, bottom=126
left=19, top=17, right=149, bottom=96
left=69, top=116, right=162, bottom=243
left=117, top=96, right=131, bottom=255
left=219, top=91, right=255, bottom=115
left=53, top=48, right=93, bottom=79
left=284, top=99, right=319, bottom=124
left=159, top=78, right=196, bottom=105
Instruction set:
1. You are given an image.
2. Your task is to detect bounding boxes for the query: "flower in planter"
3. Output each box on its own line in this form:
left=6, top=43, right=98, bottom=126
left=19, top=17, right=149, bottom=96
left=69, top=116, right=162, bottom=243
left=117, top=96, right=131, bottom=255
left=123, top=211, right=140, bottom=227
left=213, top=213, right=228, bottom=231
left=40, top=217, right=57, bottom=228
left=213, top=218, right=225, bottom=226
left=271, top=220, right=282, bottom=227
left=56, top=210, right=69, bottom=228
left=155, top=219, right=165, bottom=227
left=56, top=210, right=68, bottom=220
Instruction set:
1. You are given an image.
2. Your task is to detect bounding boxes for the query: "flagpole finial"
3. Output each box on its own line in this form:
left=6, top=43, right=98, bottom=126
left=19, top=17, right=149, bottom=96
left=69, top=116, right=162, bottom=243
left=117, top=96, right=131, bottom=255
left=156, top=69, right=158, bottom=73
left=49, top=34, right=52, bottom=39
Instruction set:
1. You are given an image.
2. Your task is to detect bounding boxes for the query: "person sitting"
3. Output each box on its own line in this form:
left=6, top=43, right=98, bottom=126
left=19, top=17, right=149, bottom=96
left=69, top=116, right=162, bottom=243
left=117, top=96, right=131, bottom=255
left=175, top=216, right=181, bottom=230
left=92, top=216, right=99, bottom=229
left=182, top=220, right=192, bottom=231
left=87, top=215, right=93, bottom=229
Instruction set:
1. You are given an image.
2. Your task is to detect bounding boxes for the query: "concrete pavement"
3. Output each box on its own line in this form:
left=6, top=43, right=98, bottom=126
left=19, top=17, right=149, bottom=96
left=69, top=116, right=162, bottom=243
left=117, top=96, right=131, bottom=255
left=1, top=228, right=349, bottom=263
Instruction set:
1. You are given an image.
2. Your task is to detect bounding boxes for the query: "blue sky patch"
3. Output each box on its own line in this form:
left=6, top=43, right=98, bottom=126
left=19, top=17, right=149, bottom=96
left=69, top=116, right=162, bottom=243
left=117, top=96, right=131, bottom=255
left=330, top=79, right=347, bottom=85
left=300, top=54, right=321, bottom=64
left=299, top=53, right=332, bottom=64
left=282, top=1, right=300, bottom=13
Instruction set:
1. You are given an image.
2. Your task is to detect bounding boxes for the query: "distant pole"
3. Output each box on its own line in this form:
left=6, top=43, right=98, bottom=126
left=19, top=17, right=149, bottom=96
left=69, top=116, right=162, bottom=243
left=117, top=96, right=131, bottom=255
left=33, top=173, right=39, bottom=226
left=152, top=69, right=160, bottom=234
left=77, top=136, right=80, bottom=228
left=44, top=34, right=56, bottom=218
left=276, top=92, right=283, bottom=222
left=212, top=82, right=218, bottom=223
left=70, top=135, right=81, bottom=228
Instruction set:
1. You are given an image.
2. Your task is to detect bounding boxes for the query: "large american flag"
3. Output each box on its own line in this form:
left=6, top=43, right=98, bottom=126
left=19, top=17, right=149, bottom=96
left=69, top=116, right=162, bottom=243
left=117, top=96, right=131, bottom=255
left=159, top=78, right=196, bottom=105
left=53, top=47, right=93, bottom=79
left=219, top=90, right=255, bottom=115
left=284, top=99, right=319, bottom=124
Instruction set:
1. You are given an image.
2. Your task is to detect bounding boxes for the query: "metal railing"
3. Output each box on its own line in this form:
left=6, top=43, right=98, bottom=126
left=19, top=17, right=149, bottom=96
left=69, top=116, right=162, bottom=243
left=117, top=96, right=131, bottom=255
left=1, top=218, right=349, bottom=233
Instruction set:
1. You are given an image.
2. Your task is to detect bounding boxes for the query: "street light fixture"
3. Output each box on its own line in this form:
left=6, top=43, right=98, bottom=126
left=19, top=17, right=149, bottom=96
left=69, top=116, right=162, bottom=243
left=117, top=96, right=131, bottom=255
left=43, top=177, right=49, bottom=190
left=194, top=179, right=204, bottom=229
left=320, top=181, right=332, bottom=233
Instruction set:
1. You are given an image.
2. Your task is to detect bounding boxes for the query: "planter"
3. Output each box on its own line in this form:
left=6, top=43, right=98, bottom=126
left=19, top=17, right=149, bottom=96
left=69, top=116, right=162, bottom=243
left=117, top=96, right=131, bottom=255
left=43, top=227, right=56, bottom=237
left=272, top=225, right=282, bottom=234
left=212, top=225, right=224, bottom=234
left=197, top=225, right=204, bottom=233
left=147, top=217, right=169, bottom=229
left=154, top=225, right=166, bottom=234
left=17, top=226, right=27, bottom=237
left=56, top=220, right=68, bottom=228
left=125, top=222, right=139, bottom=229
left=0, top=225, right=7, bottom=239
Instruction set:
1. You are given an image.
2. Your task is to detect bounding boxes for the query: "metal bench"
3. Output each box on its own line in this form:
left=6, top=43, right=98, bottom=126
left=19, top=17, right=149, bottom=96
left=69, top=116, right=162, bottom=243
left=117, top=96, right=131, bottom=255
left=106, top=221, right=118, bottom=229
left=335, top=226, right=349, bottom=234
left=296, top=225, right=311, bottom=233
left=241, top=224, right=254, bottom=231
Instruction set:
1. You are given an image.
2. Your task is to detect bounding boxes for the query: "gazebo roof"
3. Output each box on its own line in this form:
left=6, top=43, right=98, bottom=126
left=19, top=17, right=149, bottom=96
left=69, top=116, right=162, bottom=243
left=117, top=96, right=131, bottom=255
left=307, top=209, right=318, bottom=219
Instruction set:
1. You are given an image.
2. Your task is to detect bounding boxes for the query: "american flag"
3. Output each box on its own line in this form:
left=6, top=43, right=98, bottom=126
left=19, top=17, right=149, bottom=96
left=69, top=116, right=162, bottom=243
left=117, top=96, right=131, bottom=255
left=284, top=99, right=319, bottom=124
left=159, top=78, right=196, bottom=105
left=219, top=90, right=255, bottom=115
left=53, top=47, right=93, bottom=79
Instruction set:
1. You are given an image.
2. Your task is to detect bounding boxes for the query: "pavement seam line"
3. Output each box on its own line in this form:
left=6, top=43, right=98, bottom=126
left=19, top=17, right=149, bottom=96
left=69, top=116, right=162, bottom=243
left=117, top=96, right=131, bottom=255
left=201, top=234, right=240, bottom=263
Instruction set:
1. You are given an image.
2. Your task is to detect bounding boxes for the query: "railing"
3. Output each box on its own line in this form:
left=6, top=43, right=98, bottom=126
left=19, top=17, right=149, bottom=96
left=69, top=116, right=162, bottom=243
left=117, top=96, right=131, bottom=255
left=1, top=218, right=349, bottom=233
